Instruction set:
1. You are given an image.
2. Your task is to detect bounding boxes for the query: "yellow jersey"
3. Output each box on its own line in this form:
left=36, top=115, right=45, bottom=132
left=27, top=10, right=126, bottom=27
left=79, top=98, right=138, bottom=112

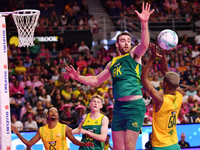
left=104, top=143, right=109, bottom=150
left=152, top=91, right=182, bottom=147
left=39, top=122, right=68, bottom=150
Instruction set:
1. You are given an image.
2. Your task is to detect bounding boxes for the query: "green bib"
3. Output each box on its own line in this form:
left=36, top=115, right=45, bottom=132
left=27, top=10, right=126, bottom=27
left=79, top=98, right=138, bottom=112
left=110, top=53, right=143, bottom=100
left=79, top=113, right=104, bottom=150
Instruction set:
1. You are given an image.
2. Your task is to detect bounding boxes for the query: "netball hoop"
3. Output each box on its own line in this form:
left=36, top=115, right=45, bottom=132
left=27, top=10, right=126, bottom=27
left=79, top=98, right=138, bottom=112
left=0, top=9, right=40, bottom=150
left=12, top=9, right=40, bottom=47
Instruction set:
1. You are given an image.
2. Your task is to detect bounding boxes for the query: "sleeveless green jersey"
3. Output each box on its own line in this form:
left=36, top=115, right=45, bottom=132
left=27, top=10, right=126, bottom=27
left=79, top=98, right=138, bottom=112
left=109, top=53, right=143, bottom=100
left=79, top=113, right=105, bottom=150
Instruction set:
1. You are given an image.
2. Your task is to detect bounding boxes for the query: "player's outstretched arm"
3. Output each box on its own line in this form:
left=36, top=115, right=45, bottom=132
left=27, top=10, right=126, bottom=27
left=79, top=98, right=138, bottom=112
left=72, top=114, right=86, bottom=134
left=141, top=43, right=163, bottom=104
left=11, top=124, right=40, bottom=148
left=132, top=3, right=154, bottom=59
left=65, top=62, right=111, bottom=86
left=80, top=116, right=109, bottom=142
left=66, top=126, right=94, bottom=147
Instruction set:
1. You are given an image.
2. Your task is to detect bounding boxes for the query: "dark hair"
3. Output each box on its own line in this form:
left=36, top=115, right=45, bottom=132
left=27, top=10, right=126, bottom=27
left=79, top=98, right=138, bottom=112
left=116, top=32, right=131, bottom=42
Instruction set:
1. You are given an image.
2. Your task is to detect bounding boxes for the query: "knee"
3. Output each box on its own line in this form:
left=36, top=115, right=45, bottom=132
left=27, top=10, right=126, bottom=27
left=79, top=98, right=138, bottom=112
left=125, top=140, right=136, bottom=150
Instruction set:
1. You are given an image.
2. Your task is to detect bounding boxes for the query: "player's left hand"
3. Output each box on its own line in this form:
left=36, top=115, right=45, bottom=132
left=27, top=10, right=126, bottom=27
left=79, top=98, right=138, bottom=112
left=135, top=3, right=155, bottom=22
left=84, top=142, right=94, bottom=148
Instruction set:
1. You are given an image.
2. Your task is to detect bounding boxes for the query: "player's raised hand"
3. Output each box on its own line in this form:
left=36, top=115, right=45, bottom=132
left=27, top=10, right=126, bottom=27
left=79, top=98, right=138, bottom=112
left=135, top=3, right=155, bottom=22
left=64, top=65, right=80, bottom=80
left=84, top=142, right=94, bottom=148
left=149, top=43, right=162, bottom=59
left=11, top=124, right=19, bottom=135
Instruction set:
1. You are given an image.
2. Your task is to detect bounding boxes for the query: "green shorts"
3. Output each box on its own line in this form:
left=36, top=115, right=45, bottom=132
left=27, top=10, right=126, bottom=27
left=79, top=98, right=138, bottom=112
left=112, top=98, right=146, bottom=132
left=153, top=143, right=180, bottom=150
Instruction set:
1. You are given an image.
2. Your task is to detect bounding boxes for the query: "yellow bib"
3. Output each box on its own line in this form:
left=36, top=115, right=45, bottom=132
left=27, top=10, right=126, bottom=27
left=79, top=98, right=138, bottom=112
left=39, top=122, right=68, bottom=150
left=152, top=91, right=182, bottom=147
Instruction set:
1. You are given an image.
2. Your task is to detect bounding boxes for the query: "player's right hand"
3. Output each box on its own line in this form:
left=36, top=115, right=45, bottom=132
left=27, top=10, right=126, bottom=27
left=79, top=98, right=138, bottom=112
left=11, top=124, right=19, bottom=135
left=64, top=65, right=80, bottom=80
left=84, top=142, right=94, bottom=148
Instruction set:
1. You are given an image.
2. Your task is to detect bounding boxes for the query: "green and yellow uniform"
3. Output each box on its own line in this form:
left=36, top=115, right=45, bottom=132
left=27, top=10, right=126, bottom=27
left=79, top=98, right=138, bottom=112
left=39, top=122, right=68, bottom=150
left=80, top=113, right=105, bottom=150
left=109, top=53, right=146, bottom=132
left=152, top=91, right=182, bottom=150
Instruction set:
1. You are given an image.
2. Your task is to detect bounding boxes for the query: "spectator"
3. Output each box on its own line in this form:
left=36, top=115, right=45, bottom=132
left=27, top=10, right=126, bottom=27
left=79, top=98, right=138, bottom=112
left=51, top=69, right=59, bottom=82
left=39, top=44, right=50, bottom=59
left=28, top=38, right=41, bottom=60
left=35, top=106, right=47, bottom=128
left=192, top=45, right=199, bottom=58
left=150, top=75, right=160, bottom=89
left=190, top=100, right=200, bottom=121
left=145, top=133, right=152, bottom=150
left=27, top=65, right=38, bottom=77
left=78, top=41, right=90, bottom=53
left=38, top=88, right=51, bottom=104
left=76, top=56, right=87, bottom=72
left=80, top=0, right=88, bottom=14
left=32, top=75, right=44, bottom=90
left=194, top=30, right=200, bottom=46
left=19, top=75, right=32, bottom=90
left=88, top=15, right=98, bottom=33
left=143, top=115, right=152, bottom=126
left=23, top=56, right=32, bottom=68
left=60, top=103, right=77, bottom=129
left=178, top=109, right=189, bottom=124
left=29, top=90, right=38, bottom=108
left=11, top=114, right=23, bottom=131
left=24, top=114, right=38, bottom=131
left=178, top=133, right=190, bottom=148
left=15, top=60, right=27, bottom=76
left=75, top=104, right=86, bottom=125
left=104, top=135, right=113, bottom=150
left=57, top=37, right=66, bottom=51
left=73, top=1, right=80, bottom=13
left=193, top=89, right=200, bottom=103
left=106, top=105, right=113, bottom=128
left=10, top=80, right=25, bottom=96
left=185, top=85, right=197, bottom=96
left=61, top=84, right=72, bottom=101
left=50, top=11, right=58, bottom=23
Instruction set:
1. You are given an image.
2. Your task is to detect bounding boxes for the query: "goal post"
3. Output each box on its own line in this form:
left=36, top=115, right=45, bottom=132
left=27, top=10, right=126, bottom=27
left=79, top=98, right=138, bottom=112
left=0, top=15, right=11, bottom=150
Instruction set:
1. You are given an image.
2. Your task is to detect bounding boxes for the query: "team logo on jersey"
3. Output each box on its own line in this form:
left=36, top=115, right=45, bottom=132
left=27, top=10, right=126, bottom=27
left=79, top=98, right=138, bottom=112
left=56, top=134, right=61, bottom=137
left=113, top=65, right=122, bottom=77
left=95, top=120, right=98, bottom=124
left=132, top=122, right=139, bottom=128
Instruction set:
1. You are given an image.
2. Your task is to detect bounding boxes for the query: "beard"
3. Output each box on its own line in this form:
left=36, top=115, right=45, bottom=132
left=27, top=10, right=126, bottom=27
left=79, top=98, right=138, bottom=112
left=118, top=46, right=131, bottom=55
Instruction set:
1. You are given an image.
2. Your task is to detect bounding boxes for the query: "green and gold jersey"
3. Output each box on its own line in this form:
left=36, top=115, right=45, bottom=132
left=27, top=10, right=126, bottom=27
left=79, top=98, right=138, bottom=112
left=79, top=113, right=105, bottom=150
left=109, top=53, right=143, bottom=100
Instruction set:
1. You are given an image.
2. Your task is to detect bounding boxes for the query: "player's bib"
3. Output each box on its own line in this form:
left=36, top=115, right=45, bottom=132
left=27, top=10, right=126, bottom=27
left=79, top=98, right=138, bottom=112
left=47, top=139, right=58, bottom=150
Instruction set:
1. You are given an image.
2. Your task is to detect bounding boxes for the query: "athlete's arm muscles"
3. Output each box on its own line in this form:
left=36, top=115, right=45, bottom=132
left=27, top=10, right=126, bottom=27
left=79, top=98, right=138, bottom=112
left=72, top=114, right=86, bottom=134
left=141, top=57, right=163, bottom=104
left=81, top=116, right=109, bottom=142
left=161, top=52, right=169, bottom=76
left=66, top=62, right=111, bottom=86
left=66, top=126, right=87, bottom=146
left=11, top=124, right=40, bottom=147
left=161, top=50, right=184, bottom=96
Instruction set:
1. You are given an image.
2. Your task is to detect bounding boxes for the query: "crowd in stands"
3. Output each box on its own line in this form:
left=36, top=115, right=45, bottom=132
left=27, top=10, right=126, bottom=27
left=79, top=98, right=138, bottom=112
left=3, top=0, right=98, bottom=33
left=103, top=0, right=199, bottom=31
